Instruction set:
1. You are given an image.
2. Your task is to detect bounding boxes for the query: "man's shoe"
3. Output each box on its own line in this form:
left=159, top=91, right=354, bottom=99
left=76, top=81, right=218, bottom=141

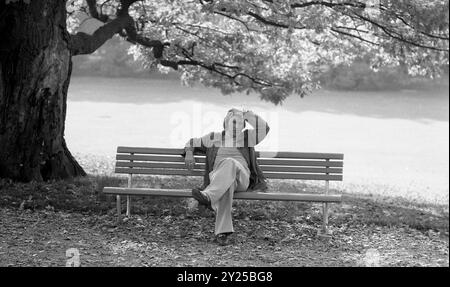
left=192, top=188, right=213, bottom=211
left=215, top=233, right=232, bottom=246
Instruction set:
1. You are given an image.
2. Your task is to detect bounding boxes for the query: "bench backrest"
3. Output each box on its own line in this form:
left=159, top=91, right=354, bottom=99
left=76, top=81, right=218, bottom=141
left=114, top=147, right=343, bottom=181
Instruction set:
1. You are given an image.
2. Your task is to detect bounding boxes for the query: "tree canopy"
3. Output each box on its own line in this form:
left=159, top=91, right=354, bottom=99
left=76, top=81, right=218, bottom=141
left=0, top=0, right=448, bottom=182
left=48, top=0, right=450, bottom=103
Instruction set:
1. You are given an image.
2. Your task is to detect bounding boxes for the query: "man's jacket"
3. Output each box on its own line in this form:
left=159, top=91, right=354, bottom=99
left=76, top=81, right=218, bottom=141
left=183, top=112, right=269, bottom=192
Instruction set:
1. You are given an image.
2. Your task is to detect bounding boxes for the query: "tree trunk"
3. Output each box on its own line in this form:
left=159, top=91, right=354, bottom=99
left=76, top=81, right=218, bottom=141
left=0, top=0, right=86, bottom=181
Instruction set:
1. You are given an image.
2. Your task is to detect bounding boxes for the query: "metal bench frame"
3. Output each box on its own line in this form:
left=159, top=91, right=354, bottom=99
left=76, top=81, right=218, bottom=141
left=103, top=146, right=344, bottom=236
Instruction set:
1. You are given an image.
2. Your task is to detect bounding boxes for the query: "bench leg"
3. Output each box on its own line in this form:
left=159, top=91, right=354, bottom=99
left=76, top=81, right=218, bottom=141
left=322, top=202, right=329, bottom=234
left=116, top=195, right=121, bottom=223
left=126, top=172, right=132, bottom=218
left=126, top=196, right=131, bottom=217
left=318, top=179, right=332, bottom=239
left=317, top=202, right=331, bottom=239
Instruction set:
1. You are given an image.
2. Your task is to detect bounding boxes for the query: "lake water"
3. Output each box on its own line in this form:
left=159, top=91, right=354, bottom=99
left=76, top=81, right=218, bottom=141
left=67, top=77, right=449, bottom=203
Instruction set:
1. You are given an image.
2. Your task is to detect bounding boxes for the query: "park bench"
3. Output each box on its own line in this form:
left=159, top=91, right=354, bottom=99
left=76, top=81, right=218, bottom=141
left=103, top=147, right=344, bottom=236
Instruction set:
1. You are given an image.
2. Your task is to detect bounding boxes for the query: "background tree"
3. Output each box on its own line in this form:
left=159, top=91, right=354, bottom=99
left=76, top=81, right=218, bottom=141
left=0, top=0, right=448, bottom=182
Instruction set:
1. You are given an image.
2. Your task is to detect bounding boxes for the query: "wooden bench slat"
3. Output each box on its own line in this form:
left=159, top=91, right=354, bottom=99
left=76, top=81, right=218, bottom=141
left=256, top=151, right=343, bottom=160
left=115, top=161, right=343, bottom=174
left=103, top=187, right=342, bottom=202
left=117, top=146, right=344, bottom=160
left=117, top=147, right=184, bottom=154
left=116, top=154, right=343, bottom=167
left=115, top=167, right=204, bottom=176
left=115, top=167, right=343, bottom=181
left=257, top=159, right=343, bottom=167
left=116, top=154, right=206, bottom=163
left=261, top=166, right=342, bottom=173
left=116, top=161, right=193, bottom=169
left=264, top=172, right=342, bottom=181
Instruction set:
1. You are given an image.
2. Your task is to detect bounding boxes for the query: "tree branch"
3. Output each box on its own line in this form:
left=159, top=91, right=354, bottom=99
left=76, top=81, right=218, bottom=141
left=69, top=15, right=133, bottom=55
left=70, top=0, right=168, bottom=58
left=330, top=27, right=379, bottom=46
left=214, top=0, right=448, bottom=52
left=85, top=0, right=109, bottom=22
left=348, top=10, right=449, bottom=52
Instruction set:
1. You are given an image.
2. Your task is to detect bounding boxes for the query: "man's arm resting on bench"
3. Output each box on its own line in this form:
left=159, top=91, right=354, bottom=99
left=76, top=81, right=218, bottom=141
left=183, top=133, right=213, bottom=170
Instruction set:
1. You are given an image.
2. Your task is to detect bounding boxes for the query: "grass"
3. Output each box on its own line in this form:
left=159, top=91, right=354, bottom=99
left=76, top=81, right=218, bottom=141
left=0, top=175, right=448, bottom=266
left=1, top=175, right=447, bottom=235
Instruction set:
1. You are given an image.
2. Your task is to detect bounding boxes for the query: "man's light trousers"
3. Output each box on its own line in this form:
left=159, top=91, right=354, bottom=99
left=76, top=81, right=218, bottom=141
left=201, top=158, right=250, bottom=235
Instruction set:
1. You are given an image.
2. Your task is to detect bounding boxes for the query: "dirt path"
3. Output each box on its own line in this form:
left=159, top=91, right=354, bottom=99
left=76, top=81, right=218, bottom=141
left=1, top=207, right=447, bottom=267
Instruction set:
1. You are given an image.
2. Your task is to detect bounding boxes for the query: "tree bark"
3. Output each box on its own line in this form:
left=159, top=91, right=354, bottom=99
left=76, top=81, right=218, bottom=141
left=0, top=0, right=86, bottom=181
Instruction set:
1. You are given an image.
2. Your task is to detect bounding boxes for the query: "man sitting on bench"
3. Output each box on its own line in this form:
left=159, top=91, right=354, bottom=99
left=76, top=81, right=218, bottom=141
left=184, top=108, right=270, bottom=245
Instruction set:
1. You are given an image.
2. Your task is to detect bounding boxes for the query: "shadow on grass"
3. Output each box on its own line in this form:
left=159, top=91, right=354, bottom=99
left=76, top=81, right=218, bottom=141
left=0, top=175, right=448, bottom=235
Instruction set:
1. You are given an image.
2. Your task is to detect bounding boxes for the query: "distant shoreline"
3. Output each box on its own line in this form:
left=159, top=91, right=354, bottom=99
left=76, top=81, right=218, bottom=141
left=70, top=75, right=450, bottom=94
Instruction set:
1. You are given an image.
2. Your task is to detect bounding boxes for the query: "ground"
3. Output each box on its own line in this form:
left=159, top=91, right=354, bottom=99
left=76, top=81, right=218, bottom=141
left=0, top=207, right=447, bottom=267
left=0, top=174, right=448, bottom=267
